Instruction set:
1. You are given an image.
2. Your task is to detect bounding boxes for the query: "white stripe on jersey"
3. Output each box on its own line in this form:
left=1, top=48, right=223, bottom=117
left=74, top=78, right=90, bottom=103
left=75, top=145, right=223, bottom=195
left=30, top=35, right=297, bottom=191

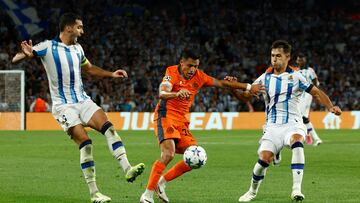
left=33, top=38, right=90, bottom=105
left=254, top=67, right=312, bottom=125
left=299, top=66, right=317, bottom=84
left=299, top=66, right=318, bottom=100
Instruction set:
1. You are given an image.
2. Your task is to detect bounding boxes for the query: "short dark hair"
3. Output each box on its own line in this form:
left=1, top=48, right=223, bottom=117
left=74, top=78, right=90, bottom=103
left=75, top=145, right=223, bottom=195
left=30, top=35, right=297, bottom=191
left=180, top=49, right=200, bottom=60
left=271, top=40, right=292, bottom=54
left=297, top=52, right=306, bottom=58
left=59, top=13, right=82, bottom=31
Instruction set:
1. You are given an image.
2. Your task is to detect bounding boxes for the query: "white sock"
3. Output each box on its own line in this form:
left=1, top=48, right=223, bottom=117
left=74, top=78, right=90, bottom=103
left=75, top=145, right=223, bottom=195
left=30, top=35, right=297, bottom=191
left=159, top=176, right=167, bottom=185
left=101, top=121, right=131, bottom=172
left=79, top=140, right=99, bottom=195
left=291, top=142, right=305, bottom=192
left=250, top=159, right=269, bottom=194
left=305, top=122, right=320, bottom=141
left=144, top=189, right=154, bottom=198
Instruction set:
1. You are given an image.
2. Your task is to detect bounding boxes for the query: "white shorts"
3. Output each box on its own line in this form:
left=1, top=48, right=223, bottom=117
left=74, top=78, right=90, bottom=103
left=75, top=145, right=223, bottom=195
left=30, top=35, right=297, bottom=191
left=52, top=99, right=101, bottom=132
left=258, top=122, right=307, bottom=155
left=299, top=93, right=313, bottom=118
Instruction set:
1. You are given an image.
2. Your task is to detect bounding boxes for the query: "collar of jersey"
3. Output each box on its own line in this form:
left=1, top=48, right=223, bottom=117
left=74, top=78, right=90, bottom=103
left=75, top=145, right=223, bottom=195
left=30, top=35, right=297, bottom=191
left=53, top=35, right=61, bottom=42
left=269, top=66, right=294, bottom=74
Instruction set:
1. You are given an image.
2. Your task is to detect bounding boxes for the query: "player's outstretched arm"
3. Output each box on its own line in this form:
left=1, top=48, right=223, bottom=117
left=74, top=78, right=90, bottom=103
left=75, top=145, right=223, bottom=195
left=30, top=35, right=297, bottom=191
left=158, top=82, right=190, bottom=100
left=223, top=76, right=253, bottom=102
left=82, top=62, right=128, bottom=78
left=309, top=86, right=342, bottom=115
left=214, top=79, right=265, bottom=96
left=11, top=40, right=34, bottom=64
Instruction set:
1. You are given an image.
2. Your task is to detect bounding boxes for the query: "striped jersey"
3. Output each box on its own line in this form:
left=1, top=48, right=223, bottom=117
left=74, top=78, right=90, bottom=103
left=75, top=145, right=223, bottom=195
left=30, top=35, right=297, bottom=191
left=299, top=66, right=318, bottom=100
left=299, top=66, right=317, bottom=85
left=32, top=37, right=90, bottom=105
left=253, top=66, right=313, bottom=125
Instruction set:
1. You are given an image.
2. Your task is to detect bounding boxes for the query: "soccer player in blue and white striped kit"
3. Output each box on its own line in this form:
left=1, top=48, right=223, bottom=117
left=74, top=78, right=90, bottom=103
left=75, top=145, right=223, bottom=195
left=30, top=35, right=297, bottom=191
left=232, top=40, right=341, bottom=202
left=12, top=13, right=145, bottom=203
left=296, top=53, right=323, bottom=146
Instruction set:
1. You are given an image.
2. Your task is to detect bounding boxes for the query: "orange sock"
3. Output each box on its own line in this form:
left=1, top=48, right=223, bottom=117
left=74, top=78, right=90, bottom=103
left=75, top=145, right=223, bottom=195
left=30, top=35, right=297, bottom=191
left=163, top=160, right=192, bottom=182
left=146, top=160, right=166, bottom=190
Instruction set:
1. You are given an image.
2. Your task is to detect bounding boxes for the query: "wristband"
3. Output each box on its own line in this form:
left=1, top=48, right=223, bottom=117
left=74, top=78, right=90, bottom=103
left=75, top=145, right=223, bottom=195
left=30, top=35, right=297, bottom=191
left=246, top=83, right=251, bottom=91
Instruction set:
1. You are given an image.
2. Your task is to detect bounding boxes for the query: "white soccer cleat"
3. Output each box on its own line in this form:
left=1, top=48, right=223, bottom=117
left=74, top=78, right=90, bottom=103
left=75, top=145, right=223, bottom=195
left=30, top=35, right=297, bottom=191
left=239, top=190, right=257, bottom=202
left=291, top=191, right=305, bottom=201
left=126, top=163, right=145, bottom=183
left=90, top=192, right=111, bottom=203
left=156, top=179, right=169, bottom=203
left=313, top=139, right=323, bottom=146
left=140, top=193, right=154, bottom=203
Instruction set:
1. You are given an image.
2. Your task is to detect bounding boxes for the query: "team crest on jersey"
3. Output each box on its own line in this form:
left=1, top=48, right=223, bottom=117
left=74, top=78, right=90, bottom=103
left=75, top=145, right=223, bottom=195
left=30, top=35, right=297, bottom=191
left=166, top=127, right=174, bottom=134
left=288, top=75, right=293, bottom=81
left=164, top=75, right=171, bottom=81
left=193, top=82, right=199, bottom=89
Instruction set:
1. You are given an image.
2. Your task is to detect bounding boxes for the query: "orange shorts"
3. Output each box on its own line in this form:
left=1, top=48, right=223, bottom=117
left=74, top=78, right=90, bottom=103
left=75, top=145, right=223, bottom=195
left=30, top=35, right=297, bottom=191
left=154, top=118, right=197, bottom=154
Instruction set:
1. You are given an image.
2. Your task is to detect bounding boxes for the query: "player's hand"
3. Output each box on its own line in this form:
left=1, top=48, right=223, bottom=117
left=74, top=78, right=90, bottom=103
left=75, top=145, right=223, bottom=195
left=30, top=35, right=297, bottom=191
left=249, top=84, right=266, bottom=96
left=224, top=76, right=237, bottom=82
left=21, top=40, right=33, bottom=57
left=112, top=69, right=128, bottom=78
left=329, top=106, right=342, bottom=116
left=176, top=89, right=191, bottom=100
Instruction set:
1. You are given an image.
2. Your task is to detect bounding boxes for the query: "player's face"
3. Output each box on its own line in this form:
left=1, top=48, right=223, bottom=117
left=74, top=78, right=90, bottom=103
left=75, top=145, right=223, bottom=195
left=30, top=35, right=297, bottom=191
left=180, top=58, right=199, bottom=79
left=271, top=48, right=290, bottom=71
left=296, top=57, right=306, bottom=68
left=68, top=20, right=84, bottom=43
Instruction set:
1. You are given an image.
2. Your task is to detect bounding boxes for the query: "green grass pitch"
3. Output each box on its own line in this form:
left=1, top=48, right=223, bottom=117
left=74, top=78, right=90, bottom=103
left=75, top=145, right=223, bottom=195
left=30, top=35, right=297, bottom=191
left=0, top=130, right=359, bottom=203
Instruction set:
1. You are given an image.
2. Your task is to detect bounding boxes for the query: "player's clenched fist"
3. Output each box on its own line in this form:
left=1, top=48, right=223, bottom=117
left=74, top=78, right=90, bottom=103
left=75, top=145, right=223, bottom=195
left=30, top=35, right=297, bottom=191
left=176, top=89, right=191, bottom=99
left=329, top=106, right=342, bottom=116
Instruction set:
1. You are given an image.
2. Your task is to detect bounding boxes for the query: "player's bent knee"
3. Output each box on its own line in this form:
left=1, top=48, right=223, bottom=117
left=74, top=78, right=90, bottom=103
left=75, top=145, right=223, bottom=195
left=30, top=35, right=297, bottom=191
left=161, top=151, right=175, bottom=164
left=259, top=151, right=274, bottom=164
left=291, top=134, right=304, bottom=143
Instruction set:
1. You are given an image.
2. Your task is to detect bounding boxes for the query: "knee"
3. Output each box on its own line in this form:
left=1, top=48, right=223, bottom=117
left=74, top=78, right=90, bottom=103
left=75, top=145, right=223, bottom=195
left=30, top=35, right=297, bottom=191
left=161, top=150, right=175, bottom=165
left=291, top=134, right=305, bottom=144
left=259, top=151, right=273, bottom=164
left=302, top=116, right=310, bottom=124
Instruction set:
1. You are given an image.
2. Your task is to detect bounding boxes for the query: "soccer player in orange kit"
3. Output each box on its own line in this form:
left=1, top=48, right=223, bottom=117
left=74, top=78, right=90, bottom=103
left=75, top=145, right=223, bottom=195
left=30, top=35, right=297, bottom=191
left=140, top=49, right=265, bottom=203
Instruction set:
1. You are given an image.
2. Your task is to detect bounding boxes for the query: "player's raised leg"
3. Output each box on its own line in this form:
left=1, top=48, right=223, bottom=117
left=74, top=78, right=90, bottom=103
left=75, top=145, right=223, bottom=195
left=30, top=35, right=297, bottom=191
left=290, top=134, right=305, bottom=201
left=239, top=147, right=273, bottom=202
left=70, top=125, right=111, bottom=203
left=87, top=109, right=145, bottom=182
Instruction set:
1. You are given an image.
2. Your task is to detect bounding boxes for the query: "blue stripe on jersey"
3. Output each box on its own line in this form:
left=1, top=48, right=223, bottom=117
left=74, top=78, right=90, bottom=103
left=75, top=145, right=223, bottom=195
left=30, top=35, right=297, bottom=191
left=51, top=41, right=67, bottom=104
left=299, top=80, right=308, bottom=91
left=36, top=48, right=47, bottom=57
left=64, top=47, right=78, bottom=103
left=264, top=73, right=271, bottom=122
left=283, top=81, right=293, bottom=123
left=76, top=53, right=87, bottom=100
left=271, top=77, right=282, bottom=123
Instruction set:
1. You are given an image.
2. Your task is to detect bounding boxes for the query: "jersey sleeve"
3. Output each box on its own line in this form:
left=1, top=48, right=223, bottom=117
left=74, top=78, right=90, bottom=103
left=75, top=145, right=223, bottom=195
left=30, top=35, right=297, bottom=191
left=252, top=73, right=265, bottom=85
left=309, top=68, right=317, bottom=80
left=297, top=72, right=313, bottom=93
left=78, top=45, right=90, bottom=67
left=32, top=40, right=49, bottom=57
left=200, top=71, right=215, bottom=87
left=161, top=68, right=176, bottom=87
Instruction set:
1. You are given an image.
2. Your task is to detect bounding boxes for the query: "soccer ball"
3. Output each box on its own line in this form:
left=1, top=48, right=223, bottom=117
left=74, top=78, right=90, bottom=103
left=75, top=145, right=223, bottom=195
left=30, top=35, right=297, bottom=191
left=183, top=145, right=207, bottom=169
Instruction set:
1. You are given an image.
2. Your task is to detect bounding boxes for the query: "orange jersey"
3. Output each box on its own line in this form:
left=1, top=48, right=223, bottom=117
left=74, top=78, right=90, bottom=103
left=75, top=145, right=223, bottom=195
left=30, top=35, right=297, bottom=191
left=154, top=65, right=215, bottom=122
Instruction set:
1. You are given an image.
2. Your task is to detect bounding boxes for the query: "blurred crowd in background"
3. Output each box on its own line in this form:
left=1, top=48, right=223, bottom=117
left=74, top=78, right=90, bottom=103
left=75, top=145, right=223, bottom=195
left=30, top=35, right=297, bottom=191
left=1, top=0, right=359, bottom=112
